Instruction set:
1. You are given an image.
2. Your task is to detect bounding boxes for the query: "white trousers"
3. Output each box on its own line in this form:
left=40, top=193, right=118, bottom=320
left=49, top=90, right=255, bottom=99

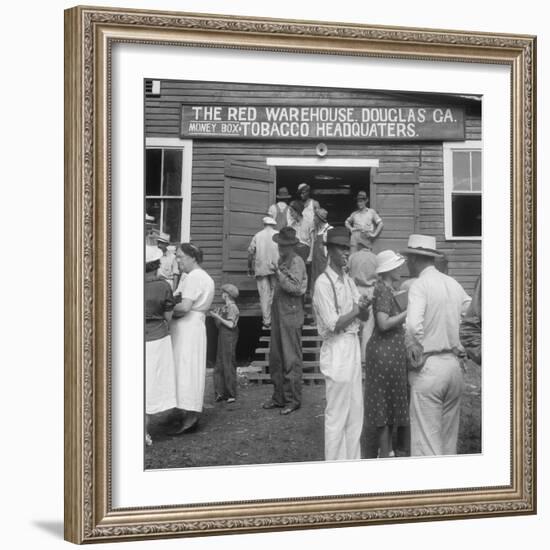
left=256, top=274, right=276, bottom=326
left=320, top=332, right=364, bottom=461
left=408, top=354, right=465, bottom=456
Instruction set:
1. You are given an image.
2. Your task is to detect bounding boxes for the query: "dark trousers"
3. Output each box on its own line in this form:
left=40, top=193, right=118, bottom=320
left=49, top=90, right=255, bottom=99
left=214, top=326, right=238, bottom=399
left=269, top=293, right=304, bottom=408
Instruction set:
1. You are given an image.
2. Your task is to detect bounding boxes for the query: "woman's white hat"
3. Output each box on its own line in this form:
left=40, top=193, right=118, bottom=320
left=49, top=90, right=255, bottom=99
left=262, top=216, right=277, bottom=226
left=146, top=245, right=163, bottom=264
left=376, top=250, right=406, bottom=274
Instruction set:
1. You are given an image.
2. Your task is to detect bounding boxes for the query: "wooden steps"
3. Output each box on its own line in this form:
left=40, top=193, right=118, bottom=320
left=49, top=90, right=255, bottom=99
left=248, top=305, right=326, bottom=383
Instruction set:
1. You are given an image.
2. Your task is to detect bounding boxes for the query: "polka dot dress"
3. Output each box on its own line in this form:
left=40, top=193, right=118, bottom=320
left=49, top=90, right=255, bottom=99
left=364, top=282, right=409, bottom=428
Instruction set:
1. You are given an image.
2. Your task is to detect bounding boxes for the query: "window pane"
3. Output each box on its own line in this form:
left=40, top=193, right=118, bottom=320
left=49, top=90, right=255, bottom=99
left=452, top=194, right=481, bottom=237
left=163, top=149, right=183, bottom=196
left=452, top=151, right=471, bottom=191
left=145, top=149, right=162, bottom=196
left=471, top=151, right=482, bottom=191
left=163, top=199, right=182, bottom=243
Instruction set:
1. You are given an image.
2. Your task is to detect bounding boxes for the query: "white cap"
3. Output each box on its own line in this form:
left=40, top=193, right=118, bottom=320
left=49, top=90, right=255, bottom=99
left=297, top=182, right=309, bottom=191
left=157, top=231, right=170, bottom=243
left=146, top=245, right=163, bottom=264
left=262, top=216, right=277, bottom=226
left=145, top=213, right=155, bottom=222
left=376, top=250, right=406, bottom=274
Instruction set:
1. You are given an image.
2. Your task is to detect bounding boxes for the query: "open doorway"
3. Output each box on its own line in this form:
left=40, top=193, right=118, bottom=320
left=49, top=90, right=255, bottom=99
left=275, top=166, right=371, bottom=226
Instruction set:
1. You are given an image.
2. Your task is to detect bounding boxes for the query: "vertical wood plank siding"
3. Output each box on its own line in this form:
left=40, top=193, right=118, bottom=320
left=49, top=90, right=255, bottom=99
left=146, top=82, right=482, bottom=308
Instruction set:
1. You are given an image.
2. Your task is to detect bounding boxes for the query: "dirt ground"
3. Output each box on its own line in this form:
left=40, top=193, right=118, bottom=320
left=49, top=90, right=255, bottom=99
left=145, top=361, right=481, bottom=469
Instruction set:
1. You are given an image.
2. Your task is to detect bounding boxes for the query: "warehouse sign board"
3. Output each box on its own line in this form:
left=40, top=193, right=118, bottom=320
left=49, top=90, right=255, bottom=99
left=180, top=104, right=465, bottom=140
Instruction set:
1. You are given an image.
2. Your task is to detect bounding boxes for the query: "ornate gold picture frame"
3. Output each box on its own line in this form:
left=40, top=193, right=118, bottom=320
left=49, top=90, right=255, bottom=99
left=64, top=5, right=536, bottom=544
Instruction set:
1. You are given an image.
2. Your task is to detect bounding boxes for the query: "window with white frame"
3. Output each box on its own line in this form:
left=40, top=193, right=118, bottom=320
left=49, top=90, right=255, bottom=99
left=145, top=139, right=192, bottom=243
left=443, top=141, right=482, bottom=239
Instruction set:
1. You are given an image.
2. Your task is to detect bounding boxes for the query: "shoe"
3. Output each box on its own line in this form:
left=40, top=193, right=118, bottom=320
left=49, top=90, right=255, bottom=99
left=215, top=394, right=224, bottom=402
left=280, top=406, right=300, bottom=415
left=226, top=397, right=236, bottom=403
left=262, top=400, right=284, bottom=410
left=262, top=324, right=271, bottom=331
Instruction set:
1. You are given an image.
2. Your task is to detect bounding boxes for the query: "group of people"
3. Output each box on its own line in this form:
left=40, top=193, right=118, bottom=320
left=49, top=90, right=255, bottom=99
left=145, top=236, right=241, bottom=445
left=146, top=182, right=481, bottom=463
left=248, top=183, right=480, bottom=461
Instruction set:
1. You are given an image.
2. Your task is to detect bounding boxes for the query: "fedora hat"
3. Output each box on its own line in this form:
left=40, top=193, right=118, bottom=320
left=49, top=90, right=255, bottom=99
left=276, top=187, right=291, bottom=200
left=324, top=227, right=350, bottom=248
left=401, top=234, right=442, bottom=258
left=145, top=245, right=163, bottom=264
left=376, top=250, right=406, bottom=274
left=315, top=208, right=328, bottom=223
left=273, top=226, right=299, bottom=246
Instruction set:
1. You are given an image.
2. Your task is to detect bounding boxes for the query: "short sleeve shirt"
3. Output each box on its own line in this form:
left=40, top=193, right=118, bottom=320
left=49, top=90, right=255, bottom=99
left=346, top=208, right=382, bottom=233
left=174, top=267, right=215, bottom=312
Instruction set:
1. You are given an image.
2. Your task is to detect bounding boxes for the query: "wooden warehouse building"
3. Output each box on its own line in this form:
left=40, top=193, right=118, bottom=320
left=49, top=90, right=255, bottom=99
left=145, top=79, right=482, bottom=328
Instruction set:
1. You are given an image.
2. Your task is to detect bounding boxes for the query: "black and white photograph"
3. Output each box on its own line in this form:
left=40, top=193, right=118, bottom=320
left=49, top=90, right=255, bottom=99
left=143, top=79, right=482, bottom=469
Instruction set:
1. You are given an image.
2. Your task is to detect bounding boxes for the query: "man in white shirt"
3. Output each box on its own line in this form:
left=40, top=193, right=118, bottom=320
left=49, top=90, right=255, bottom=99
left=402, top=234, right=471, bottom=456
left=313, top=227, right=370, bottom=461
left=247, top=217, right=279, bottom=329
left=268, top=187, right=292, bottom=230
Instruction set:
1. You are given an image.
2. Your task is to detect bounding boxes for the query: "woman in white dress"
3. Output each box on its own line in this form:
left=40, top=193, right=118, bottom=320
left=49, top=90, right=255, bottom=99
left=170, top=243, right=215, bottom=433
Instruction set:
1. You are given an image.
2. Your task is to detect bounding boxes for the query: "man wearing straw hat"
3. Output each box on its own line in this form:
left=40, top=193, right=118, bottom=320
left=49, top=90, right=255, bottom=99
left=313, top=227, right=370, bottom=460
left=247, top=216, right=280, bottom=329
left=401, top=234, right=471, bottom=456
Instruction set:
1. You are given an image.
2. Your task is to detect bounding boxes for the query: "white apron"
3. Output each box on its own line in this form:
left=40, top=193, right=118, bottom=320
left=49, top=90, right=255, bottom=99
left=171, top=310, right=207, bottom=412
left=145, top=335, right=177, bottom=414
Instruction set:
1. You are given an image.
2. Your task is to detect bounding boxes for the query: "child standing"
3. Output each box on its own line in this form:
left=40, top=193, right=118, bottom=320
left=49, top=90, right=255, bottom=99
left=210, top=283, right=240, bottom=403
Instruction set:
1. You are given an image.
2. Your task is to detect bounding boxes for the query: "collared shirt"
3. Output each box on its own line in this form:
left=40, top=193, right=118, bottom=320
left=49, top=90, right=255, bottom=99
left=158, top=250, right=178, bottom=282
left=347, top=248, right=378, bottom=288
left=405, top=265, right=471, bottom=354
left=345, top=207, right=382, bottom=233
left=313, top=264, right=361, bottom=340
left=276, top=253, right=307, bottom=296
left=248, top=226, right=280, bottom=277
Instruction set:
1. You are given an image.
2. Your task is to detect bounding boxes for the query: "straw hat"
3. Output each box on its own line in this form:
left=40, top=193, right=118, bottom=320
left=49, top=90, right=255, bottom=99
left=157, top=231, right=170, bottom=243
left=221, top=283, right=239, bottom=299
left=375, top=250, right=406, bottom=274
left=145, top=245, right=163, bottom=264
left=262, top=216, right=277, bottom=226
left=400, top=234, right=442, bottom=258
left=297, top=182, right=310, bottom=192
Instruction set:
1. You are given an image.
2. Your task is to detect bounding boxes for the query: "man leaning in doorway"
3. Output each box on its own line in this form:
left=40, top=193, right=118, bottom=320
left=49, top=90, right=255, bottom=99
left=402, top=234, right=471, bottom=456
left=347, top=231, right=378, bottom=364
left=268, top=187, right=292, bottom=230
left=345, top=190, right=383, bottom=254
left=247, top=216, right=279, bottom=330
left=262, top=226, right=307, bottom=416
left=313, top=227, right=370, bottom=460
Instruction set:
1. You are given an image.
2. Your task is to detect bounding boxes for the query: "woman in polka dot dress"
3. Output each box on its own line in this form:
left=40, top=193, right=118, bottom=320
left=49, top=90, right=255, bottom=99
left=363, top=250, right=409, bottom=458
